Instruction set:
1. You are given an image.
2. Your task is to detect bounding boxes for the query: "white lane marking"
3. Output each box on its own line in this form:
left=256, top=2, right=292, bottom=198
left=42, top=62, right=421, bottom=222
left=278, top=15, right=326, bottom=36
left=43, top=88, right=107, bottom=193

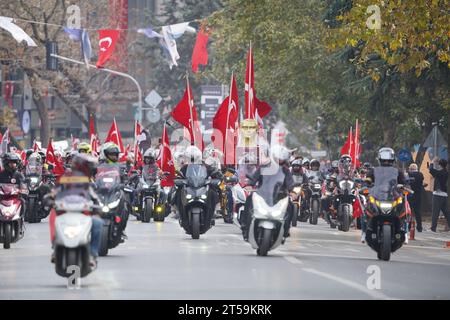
left=284, top=256, right=303, bottom=265
left=302, top=268, right=394, bottom=300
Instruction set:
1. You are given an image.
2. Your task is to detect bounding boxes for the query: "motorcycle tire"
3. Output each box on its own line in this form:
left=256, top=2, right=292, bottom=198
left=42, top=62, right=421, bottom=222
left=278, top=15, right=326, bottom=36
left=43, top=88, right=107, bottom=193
left=142, top=199, right=153, bottom=223
left=257, top=228, right=272, bottom=256
left=309, top=200, right=319, bottom=225
left=98, top=224, right=109, bottom=256
left=3, top=223, right=11, bottom=249
left=339, top=206, right=351, bottom=232
left=379, top=224, right=392, bottom=261
left=191, top=212, right=200, bottom=240
left=66, top=249, right=79, bottom=270
left=292, top=204, right=299, bottom=227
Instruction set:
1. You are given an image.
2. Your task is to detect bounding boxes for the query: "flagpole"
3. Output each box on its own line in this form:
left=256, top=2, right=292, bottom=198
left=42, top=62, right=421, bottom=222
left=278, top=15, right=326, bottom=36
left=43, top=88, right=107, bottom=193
left=186, top=74, right=196, bottom=147
left=161, top=123, right=165, bottom=166
left=248, top=42, right=252, bottom=119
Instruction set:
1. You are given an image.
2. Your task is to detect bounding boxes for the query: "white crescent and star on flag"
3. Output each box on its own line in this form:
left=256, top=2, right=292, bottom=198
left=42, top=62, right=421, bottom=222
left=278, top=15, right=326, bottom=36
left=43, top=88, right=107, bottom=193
left=99, top=37, right=113, bottom=52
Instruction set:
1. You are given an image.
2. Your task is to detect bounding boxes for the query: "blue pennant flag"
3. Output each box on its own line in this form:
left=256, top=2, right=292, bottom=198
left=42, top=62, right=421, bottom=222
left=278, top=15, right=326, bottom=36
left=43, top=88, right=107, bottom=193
left=63, top=27, right=82, bottom=41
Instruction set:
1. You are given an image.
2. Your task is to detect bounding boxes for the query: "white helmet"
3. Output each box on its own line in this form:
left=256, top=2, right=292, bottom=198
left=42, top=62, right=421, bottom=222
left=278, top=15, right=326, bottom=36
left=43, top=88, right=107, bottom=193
left=144, top=148, right=159, bottom=159
left=185, top=145, right=202, bottom=164
left=270, top=144, right=291, bottom=163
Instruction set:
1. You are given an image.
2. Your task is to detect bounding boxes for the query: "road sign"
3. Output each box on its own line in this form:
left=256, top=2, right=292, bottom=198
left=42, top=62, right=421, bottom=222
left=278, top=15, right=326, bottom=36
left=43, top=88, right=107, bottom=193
left=398, top=148, right=412, bottom=162
left=145, top=90, right=162, bottom=108
left=310, top=150, right=327, bottom=158
left=146, top=108, right=160, bottom=123
left=21, top=110, right=30, bottom=134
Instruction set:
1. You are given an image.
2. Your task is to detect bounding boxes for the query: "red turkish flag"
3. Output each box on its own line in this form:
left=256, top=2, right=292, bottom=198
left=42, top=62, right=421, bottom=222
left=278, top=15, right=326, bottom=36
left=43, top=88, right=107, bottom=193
left=104, top=118, right=125, bottom=153
left=350, top=119, right=361, bottom=168
left=212, top=74, right=239, bottom=165
left=191, top=29, right=209, bottom=73
left=119, top=144, right=131, bottom=162
left=96, top=30, right=120, bottom=68
left=171, top=80, right=204, bottom=151
left=245, top=46, right=255, bottom=119
left=45, top=139, right=65, bottom=176
left=157, top=124, right=175, bottom=187
left=340, top=127, right=353, bottom=156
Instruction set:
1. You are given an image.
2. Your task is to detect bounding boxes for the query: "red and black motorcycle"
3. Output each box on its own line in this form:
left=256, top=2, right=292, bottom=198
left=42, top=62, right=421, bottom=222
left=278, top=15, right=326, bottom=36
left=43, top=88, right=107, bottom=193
left=0, top=184, right=25, bottom=249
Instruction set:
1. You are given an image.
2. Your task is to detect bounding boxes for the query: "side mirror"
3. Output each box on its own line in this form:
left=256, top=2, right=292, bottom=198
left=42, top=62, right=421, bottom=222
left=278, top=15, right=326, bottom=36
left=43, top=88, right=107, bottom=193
left=209, top=179, right=221, bottom=186
left=174, top=179, right=186, bottom=187
left=225, top=176, right=238, bottom=184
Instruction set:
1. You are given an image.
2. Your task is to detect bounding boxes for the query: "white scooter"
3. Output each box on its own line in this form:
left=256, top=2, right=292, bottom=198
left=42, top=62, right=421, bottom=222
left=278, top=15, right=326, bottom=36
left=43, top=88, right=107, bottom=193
left=53, top=193, right=96, bottom=278
left=248, top=193, right=290, bottom=256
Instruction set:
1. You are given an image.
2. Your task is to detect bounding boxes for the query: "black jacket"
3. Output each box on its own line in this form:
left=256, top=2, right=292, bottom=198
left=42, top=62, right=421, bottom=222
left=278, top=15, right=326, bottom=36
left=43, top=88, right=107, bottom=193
left=0, top=170, right=26, bottom=186
left=429, top=164, right=448, bottom=193
left=408, top=171, right=425, bottom=195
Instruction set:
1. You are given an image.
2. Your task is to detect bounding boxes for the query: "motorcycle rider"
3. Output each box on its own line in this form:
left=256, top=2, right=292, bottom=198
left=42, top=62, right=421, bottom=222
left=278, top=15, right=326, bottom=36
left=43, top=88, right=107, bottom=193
left=0, top=153, right=27, bottom=216
left=174, top=146, right=222, bottom=226
left=240, top=144, right=294, bottom=241
left=361, top=147, right=406, bottom=242
left=49, top=153, right=102, bottom=268
left=302, top=158, right=310, bottom=172
left=291, top=158, right=308, bottom=185
left=98, top=142, right=129, bottom=239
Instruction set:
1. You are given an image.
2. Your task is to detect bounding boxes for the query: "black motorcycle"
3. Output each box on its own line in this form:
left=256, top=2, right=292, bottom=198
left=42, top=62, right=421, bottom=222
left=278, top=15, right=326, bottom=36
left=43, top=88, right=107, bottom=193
left=24, top=161, right=52, bottom=223
left=136, top=171, right=166, bottom=223
left=175, top=164, right=220, bottom=239
left=307, top=173, right=323, bottom=225
left=330, top=176, right=356, bottom=232
left=95, top=164, right=129, bottom=256
left=363, top=167, right=412, bottom=261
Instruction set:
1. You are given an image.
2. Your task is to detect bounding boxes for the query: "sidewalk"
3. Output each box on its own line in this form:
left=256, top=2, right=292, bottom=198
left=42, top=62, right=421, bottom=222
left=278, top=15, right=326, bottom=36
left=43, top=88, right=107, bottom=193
left=409, top=216, right=450, bottom=248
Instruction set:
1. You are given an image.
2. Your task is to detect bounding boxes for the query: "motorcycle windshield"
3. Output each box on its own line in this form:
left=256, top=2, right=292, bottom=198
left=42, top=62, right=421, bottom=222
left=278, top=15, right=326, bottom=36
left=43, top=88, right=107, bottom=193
left=186, top=164, right=207, bottom=188
left=369, top=167, right=398, bottom=201
left=143, top=167, right=158, bottom=183
left=308, top=171, right=322, bottom=183
left=95, top=165, right=121, bottom=189
left=26, top=160, right=42, bottom=175
left=255, top=166, right=286, bottom=206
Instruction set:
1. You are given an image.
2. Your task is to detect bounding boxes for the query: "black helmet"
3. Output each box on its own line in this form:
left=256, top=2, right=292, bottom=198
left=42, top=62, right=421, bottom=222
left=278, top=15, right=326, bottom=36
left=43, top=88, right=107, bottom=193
left=26, top=149, right=34, bottom=159
left=2, top=152, right=21, bottom=173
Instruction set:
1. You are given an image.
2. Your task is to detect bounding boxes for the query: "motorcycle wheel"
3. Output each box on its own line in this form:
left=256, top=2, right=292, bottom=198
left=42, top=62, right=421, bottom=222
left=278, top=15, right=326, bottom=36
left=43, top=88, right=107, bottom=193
left=257, top=228, right=272, bottom=256
left=339, top=206, right=351, bottom=232
left=66, top=249, right=78, bottom=269
left=3, top=223, right=11, bottom=249
left=292, top=204, right=299, bottom=227
left=191, top=212, right=200, bottom=240
left=379, top=224, right=392, bottom=261
left=98, top=224, right=109, bottom=256
left=142, top=199, right=153, bottom=223
left=309, top=200, right=319, bottom=225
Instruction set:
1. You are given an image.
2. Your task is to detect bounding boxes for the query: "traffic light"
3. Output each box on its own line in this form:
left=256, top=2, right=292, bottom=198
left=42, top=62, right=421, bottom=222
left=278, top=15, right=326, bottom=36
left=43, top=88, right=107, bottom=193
left=46, top=41, right=58, bottom=71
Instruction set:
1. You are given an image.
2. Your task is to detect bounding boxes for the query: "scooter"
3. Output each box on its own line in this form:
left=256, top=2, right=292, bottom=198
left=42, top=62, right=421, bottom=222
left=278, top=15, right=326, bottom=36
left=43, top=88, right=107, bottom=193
left=248, top=193, right=290, bottom=256
left=53, top=192, right=96, bottom=278
left=0, top=184, right=25, bottom=249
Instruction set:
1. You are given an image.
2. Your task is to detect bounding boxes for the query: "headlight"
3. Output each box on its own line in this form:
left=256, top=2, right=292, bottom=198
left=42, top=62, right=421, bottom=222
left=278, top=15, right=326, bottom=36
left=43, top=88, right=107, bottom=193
left=293, top=187, right=302, bottom=193
left=102, top=206, right=110, bottom=213
left=186, top=194, right=193, bottom=200
left=200, top=194, right=207, bottom=200
left=63, top=225, right=82, bottom=239
left=108, top=199, right=121, bottom=209
left=30, top=177, right=39, bottom=184
left=143, top=183, right=149, bottom=189
left=379, top=202, right=392, bottom=210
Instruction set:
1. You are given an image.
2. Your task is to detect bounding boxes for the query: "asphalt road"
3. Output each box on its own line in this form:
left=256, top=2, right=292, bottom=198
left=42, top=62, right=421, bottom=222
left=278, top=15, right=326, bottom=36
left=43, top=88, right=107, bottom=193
left=1, top=215, right=449, bottom=300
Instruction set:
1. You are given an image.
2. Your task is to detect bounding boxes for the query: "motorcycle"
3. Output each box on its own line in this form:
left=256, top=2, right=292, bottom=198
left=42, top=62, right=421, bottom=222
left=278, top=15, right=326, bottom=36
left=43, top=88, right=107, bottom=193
left=362, top=167, right=412, bottom=261
left=290, top=184, right=302, bottom=227
left=329, top=176, right=356, bottom=232
left=0, top=184, right=25, bottom=249
left=175, top=164, right=220, bottom=239
left=307, top=173, right=323, bottom=225
left=137, top=173, right=166, bottom=223
left=247, top=166, right=291, bottom=256
left=95, top=164, right=129, bottom=256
